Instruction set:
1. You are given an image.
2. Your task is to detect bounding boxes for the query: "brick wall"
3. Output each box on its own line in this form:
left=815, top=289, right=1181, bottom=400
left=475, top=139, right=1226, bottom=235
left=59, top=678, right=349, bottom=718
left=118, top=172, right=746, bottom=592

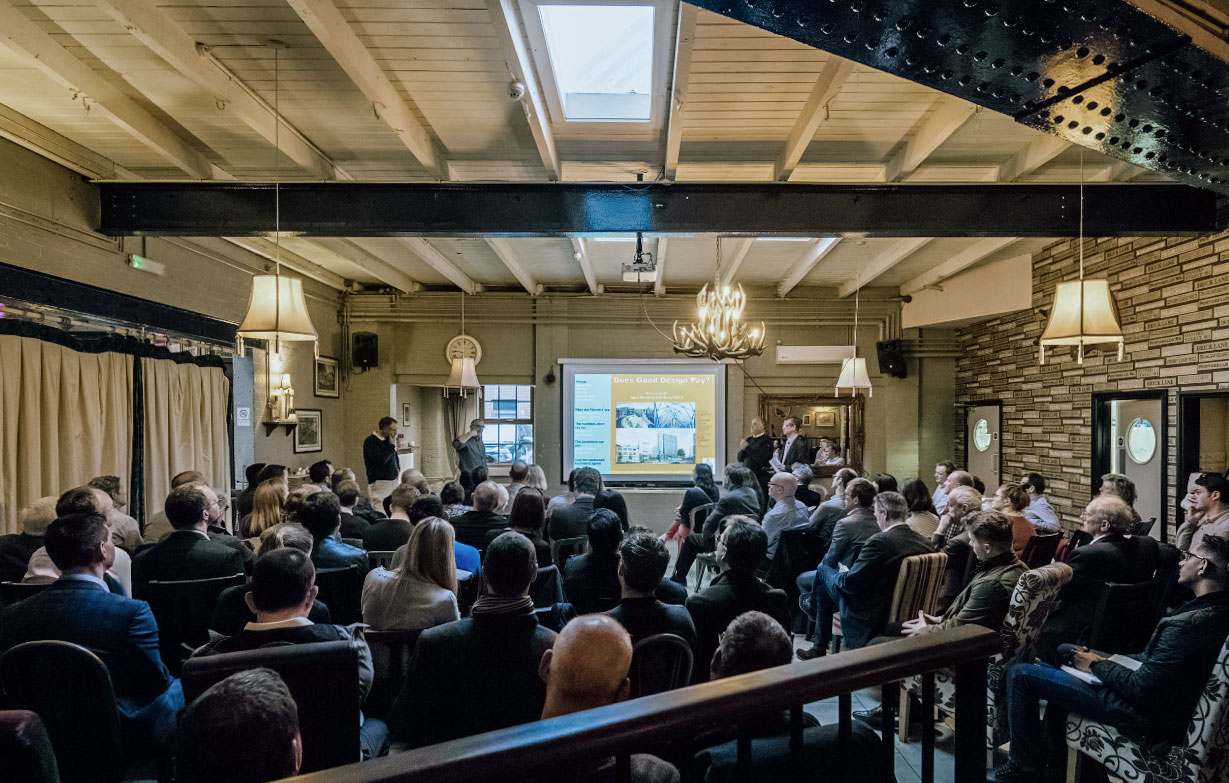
left=954, top=231, right=1229, bottom=533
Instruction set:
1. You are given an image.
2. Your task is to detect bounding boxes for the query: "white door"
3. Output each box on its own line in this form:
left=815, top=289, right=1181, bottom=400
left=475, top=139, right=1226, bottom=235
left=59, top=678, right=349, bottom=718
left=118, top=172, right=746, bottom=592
left=966, top=404, right=1001, bottom=495
left=1109, top=398, right=1163, bottom=536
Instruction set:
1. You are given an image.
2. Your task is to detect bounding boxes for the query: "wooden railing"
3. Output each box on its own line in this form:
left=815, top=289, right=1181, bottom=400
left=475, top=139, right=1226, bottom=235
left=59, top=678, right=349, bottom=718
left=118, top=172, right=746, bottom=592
left=289, top=624, right=1000, bottom=783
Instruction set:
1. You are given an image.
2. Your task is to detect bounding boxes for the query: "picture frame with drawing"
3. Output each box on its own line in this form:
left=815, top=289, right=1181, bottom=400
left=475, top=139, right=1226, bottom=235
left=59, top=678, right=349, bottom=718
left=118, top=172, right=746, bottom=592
left=315, top=356, right=339, bottom=398
left=294, top=409, right=322, bottom=453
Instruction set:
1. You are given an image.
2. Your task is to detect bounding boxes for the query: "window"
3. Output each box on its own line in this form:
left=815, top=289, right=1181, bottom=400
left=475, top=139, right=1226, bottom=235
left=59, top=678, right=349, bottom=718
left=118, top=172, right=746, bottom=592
left=482, top=385, right=534, bottom=464
left=538, top=4, right=653, bottom=121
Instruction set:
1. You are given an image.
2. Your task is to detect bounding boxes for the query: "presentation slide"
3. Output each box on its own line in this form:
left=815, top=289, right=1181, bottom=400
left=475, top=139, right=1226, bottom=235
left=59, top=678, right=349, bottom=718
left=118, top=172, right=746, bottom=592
left=562, top=361, right=725, bottom=484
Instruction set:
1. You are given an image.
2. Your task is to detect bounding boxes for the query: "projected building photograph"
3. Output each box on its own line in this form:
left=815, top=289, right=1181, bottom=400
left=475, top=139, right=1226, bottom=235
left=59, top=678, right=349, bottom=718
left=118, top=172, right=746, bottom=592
left=614, top=429, right=695, bottom=465
left=615, top=402, right=696, bottom=429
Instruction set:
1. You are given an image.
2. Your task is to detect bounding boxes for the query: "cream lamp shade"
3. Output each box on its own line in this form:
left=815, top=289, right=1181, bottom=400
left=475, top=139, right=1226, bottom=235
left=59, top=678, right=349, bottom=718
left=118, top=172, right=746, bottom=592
left=447, top=355, right=480, bottom=388
left=835, top=357, right=872, bottom=397
left=237, top=275, right=318, bottom=343
left=1039, top=279, right=1124, bottom=363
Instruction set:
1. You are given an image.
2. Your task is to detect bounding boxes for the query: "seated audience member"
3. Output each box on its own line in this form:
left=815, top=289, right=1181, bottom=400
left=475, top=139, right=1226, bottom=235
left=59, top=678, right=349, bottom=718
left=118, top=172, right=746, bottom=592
left=235, top=462, right=266, bottom=518
left=25, top=486, right=133, bottom=595
left=671, top=465, right=761, bottom=585
left=971, top=475, right=986, bottom=497
left=241, top=481, right=286, bottom=541
left=1100, top=472, right=1145, bottom=532
left=927, top=484, right=986, bottom=612
left=626, top=525, right=690, bottom=606
left=0, top=497, right=55, bottom=583
left=692, top=611, right=888, bottom=783
left=762, top=472, right=810, bottom=562
left=526, top=464, right=550, bottom=497
left=410, top=494, right=446, bottom=523
left=335, top=479, right=370, bottom=539
left=211, top=524, right=331, bottom=635
left=549, top=467, right=602, bottom=540
left=298, top=492, right=370, bottom=573
left=451, top=481, right=507, bottom=550
left=1035, top=495, right=1161, bottom=663
left=687, top=518, right=789, bottom=681
left=808, top=467, right=859, bottom=530
left=902, top=478, right=941, bottom=539
left=873, top=473, right=898, bottom=494
left=993, top=535, right=1229, bottom=783
left=486, top=488, right=552, bottom=567
left=362, top=484, right=418, bottom=552
left=176, top=668, right=300, bottom=783
left=133, top=484, right=247, bottom=598
left=666, top=464, right=721, bottom=543
left=609, top=532, right=697, bottom=650
left=306, top=460, right=333, bottom=493
left=494, top=484, right=511, bottom=519
left=548, top=469, right=578, bottom=514
left=394, top=532, right=556, bottom=747
left=595, top=488, right=631, bottom=532
left=563, top=509, right=624, bottom=615
left=933, top=461, right=956, bottom=514
left=144, top=470, right=232, bottom=544
left=502, top=460, right=529, bottom=513
left=332, top=467, right=384, bottom=524
left=257, top=463, right=291, bottom=499
left=458, top=470, right=476, bottom=506
left=1020, top=472, right=1060, bottom=533
left=797, top=491, right=934, bottom=659
left=440, top=481, right=470, bottom=520
left=0, top=512, right=183, bottom=754
left=87, top=475, right=142, bottom=553
left=192, top=548, right=388, bottom=759
left=795, top=477, right=879, bottom=619
left=362, top=518, right=460, bottom=632
left=792, top=463, right=824, bottom=508
left=541, top=616, right=680, bottom=783
left=1187, top=472, right=1229, bottom=550
left=391, top=517, right=481, bottom=580
left=990, top=482, right=1036, bottom=554
left=941, top=469, right=975, bottom=500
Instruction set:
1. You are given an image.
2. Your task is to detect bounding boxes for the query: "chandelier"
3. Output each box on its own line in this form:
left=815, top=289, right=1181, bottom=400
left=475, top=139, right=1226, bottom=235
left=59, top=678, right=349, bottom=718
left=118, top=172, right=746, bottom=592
left=671, top=237, right=766, bottom=360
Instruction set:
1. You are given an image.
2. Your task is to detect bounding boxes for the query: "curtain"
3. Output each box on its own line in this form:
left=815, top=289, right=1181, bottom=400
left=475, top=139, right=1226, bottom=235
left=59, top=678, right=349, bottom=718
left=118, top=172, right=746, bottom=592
left=417, top=388, right=458, bottom=483
left=0, top=334, right=133, bottom=534
left=142, top=358, right=230, bottom=519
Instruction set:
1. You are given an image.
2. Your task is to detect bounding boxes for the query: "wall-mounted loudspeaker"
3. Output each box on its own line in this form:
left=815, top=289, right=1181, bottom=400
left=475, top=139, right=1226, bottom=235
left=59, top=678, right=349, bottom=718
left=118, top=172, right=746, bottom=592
left=876, top=339, right=907, bottom=379
left=352, top=332, right=378, bottom=370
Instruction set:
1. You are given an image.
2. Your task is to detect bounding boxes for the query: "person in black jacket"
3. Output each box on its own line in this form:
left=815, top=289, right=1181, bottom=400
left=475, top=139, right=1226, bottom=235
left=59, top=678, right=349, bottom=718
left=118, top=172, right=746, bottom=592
left=738, top=416, right=774, bottom=513
left=563, top=509, right=623, bottom=614
left=132, top=484, right=247, bottom=599
left=992, top=534, right=1229, bottom=783
left=363, top=416, right=401, bottom=509
left=671, top=465, right=761, bottom=585
left=608, top=531, right=697, bottom=650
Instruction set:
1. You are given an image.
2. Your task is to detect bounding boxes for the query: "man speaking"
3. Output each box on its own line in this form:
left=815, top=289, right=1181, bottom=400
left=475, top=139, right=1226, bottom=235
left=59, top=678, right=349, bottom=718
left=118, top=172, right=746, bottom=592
left=364, top=416, right=401, bottom=507
left=453, top=419, right=487, bottom=477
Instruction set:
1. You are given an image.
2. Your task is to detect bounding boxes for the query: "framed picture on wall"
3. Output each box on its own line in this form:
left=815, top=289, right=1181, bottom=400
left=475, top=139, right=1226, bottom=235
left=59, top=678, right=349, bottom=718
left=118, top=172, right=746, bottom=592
left=815, top=411, right=836, bottom=427
left=294, top=409, right=323, bottom=453
left=802, top=414, right=812, bottom=426
left=401, top=402, right=412, bottom=427
left=315, top=356, right=340, bottom=398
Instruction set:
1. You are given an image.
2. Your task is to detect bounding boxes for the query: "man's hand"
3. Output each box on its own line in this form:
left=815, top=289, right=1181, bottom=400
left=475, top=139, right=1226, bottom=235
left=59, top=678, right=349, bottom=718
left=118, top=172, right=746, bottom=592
left=740, top=437, right=748, bottom=449
left=1072, top=647, right=1107, bottom=672
left=901, top=610, right=932, bottom=637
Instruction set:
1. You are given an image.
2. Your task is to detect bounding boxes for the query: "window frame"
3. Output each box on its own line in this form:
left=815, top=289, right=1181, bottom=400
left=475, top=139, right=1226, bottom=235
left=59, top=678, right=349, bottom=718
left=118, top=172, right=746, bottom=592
left=481, top=384, right=535, bottom=466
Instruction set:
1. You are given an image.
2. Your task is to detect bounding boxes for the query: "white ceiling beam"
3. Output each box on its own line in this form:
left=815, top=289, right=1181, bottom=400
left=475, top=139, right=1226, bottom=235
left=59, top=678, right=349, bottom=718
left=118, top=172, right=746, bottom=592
left=486, top=238, right=541, bottom=295
left=837, top=238, right=932, bottom=297
left=570, top=238, right=600, bottom=295
left=396, top=238, right=478, bottom=294
left=0, top=1, right=228, bottom=180
left=0, top=102, right=133, bottom=180
left=311, top=238, right=419, bottom=293
left=776, top=238, right=842, bottom=297
left=94, top=0, right=341, bottom=180
left=776, top=57, right=855, bottom=181
left=663, top=2, right=697, bottom=181
left=285, top=0, right=442, bottom=178
left=486, top=0, right=560, bottom=180
left=654, top=237, right=669, bottom=296
left=884, top=98, right=976, bottom=182
left=996, top=134, right=1069, bottom=181
left=221, top=237, right=346, bottom=291
left=717, top=238, right=755, bottom=289
left=899, top=237, right=1019, bottom=296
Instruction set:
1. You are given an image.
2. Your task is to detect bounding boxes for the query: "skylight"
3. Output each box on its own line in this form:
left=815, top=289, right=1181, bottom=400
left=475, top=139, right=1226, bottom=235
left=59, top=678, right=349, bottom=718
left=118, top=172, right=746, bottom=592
left=538, top=4, right=654, bottom=122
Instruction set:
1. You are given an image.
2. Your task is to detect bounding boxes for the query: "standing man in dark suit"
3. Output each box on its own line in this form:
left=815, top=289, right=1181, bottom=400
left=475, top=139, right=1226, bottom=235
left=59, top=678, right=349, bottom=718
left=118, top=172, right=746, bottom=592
left=770, top=417, right=808, bottom=475
left=1035, top=495, right=1161, bottom=663
left=798, top=491, right=935, bottom=658
left=0, top=513, right=184, bottom=755
left=363, top=416, right=401, bottom=510
left=671, top=465, right=761, bottom=585
left=548, top=467, right=601, bottom=540
left=686, top=517, right=790, bottom=681
left=132, top=484, right=247, bottom=598
left=738, top=416, right=774, bottom=513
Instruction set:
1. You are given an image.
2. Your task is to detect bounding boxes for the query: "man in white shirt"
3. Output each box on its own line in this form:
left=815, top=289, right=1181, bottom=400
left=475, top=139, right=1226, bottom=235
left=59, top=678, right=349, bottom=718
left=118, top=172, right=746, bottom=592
left=762, top=472, right=811, bottom=561
left=25, top=486, right=133, bottom=595
left=1020, top=472, right=1060, bottom=533
left=1189, top=473, right=1229, bottom=549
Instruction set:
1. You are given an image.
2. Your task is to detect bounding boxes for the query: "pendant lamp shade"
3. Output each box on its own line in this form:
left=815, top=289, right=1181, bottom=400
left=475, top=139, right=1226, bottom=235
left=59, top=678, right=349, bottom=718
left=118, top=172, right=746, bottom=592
left=237, top=275, right=317, bottom=343
left=447, top=356, right=480, bottom=389
left=1039, top=279, right=1123, bottom=363
left=835, top=357, right=872, bottom=397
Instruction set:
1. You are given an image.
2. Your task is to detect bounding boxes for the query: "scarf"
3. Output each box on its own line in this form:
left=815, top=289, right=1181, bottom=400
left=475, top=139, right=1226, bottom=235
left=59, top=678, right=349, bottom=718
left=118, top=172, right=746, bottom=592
left=470, top=594, right=535, bottom=617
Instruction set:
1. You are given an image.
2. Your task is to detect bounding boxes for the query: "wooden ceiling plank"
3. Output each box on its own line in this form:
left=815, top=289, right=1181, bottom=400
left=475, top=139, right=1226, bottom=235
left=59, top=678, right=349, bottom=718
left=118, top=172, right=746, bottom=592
left=717, top=238, right=755, bottom=288
left=776, top=237, right=842, bottom=297
left=0, top=101, right=128, bottom=179
left=486, top=237, right=540, bottom=295
left=899, top=237, right=1018, bottom=295
left=314, top=237, right=419, bottom=293
left=663, top=2, right=697, bottom=181
left=653, top=236, right=668, bottom=296
left=485, top=0, right=560, bottom=180
left=996, top=134, right=1069, bottom=181
left=570, top=237, right=599, bottom=294
left=883, top=97, right=976, bottom=182
left=837, top=237, right=932, bottom=297
left=776, top=56, right=855, bottom=180
left=398, top=237, right=478, bottom=293
left=222, top=236, right=347, bottom=290
left=285, top=0, right=443, bottom=177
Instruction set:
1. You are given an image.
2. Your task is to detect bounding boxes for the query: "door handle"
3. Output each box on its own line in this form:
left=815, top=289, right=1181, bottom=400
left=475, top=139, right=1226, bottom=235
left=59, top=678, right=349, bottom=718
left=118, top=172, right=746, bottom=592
left=992, top=453, right=999, bottom=475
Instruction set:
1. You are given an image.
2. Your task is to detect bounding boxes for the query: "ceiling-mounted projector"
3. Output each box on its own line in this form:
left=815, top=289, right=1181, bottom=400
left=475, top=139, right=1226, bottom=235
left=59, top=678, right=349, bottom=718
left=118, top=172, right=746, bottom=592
left=622, top=231, right=655, bottom=284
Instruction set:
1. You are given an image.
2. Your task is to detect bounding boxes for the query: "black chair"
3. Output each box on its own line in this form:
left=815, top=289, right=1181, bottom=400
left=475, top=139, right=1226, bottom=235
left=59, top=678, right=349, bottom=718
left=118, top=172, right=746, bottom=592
left=1132, top=517, right=1157, bottom=537
left=364, top=628, right=423, bottom=721
left=181, top=641, right=362, bottom=774
left=550, top=536, right=587, bottom=569
left=340, top=537, right=365, bottom=550
left=529, top=564, right=565, bottom=608
left=210, top=585, right=334, bottom=637
left=456, top=571, right=480, bottom=617
left=0, top=640, right=126, bottom=783
left=1152, top=542, right=1181, bottom=615
left=0, top=581, right=50, bottom=608
left=143, top=573, right=246, bottom=674
left=1087, top=580, right=1161, bottom=653
left=368, top=550, right=397, bottom=570
left=0, top=709, right=59, bottom=783
left=630, top=633, right=694, bottom=698
left=314, top=565, right=363, bottom=625
left=1020, top=532, right=1063, bottom=569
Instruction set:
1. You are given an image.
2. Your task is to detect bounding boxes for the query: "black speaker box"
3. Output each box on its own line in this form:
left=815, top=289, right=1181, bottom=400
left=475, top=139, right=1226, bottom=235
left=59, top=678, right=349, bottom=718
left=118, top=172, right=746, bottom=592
left=352, top=332, right=378, bottom=370
left=876, top=339, right=907, bottom=379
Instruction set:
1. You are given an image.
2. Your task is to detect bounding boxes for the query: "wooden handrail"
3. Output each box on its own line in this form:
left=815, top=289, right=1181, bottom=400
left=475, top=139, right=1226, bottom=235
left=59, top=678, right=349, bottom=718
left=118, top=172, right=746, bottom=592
left=287, top=625, right=999, bottom=782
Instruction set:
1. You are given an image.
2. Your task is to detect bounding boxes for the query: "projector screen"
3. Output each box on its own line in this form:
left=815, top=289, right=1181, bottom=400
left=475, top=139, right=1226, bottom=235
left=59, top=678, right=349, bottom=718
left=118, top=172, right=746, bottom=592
left=561, top=360, right=726, bottom=485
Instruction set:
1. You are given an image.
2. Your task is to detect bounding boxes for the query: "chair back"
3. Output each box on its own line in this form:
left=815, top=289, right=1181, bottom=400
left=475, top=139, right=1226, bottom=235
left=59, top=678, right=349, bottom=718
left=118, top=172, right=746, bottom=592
left=181, top=641, right=362, bottom=774
left=1152, top=542, right=1182, bottom=616
left=313, top=565, right=363, bottom=625
left=368, top=550, right=397, bottom=570
left=0, top=709, right=59, bottom=783
left=998, top=561, right=1074, bottom=663
left=688, top=502, right=716, bottom=533
left=550, top=536, right=588, bottom=569
left=1019, top=532, right=1062, bottom=569
left=1132, top=517, right=1157, bottom=537
left=887, top=552, right=948, bottom=624
left=143, top=573, right=246, bottom=674
left=529, top=564, right=565, bottom=608
left=0, top=641, right=125, bottom=783
left=364, top=628, right=423, bottom=720
left=1088, top=579, right=1163, bottom=653
left=457, top=571, right=480, bottom=617
left=630, top=633, right=694, bottom=698
left=340, top=537, right=365, bottom=550
left=0, top=581, right=51, bottom=608
left=1184, top=635, right=1229, bottom=780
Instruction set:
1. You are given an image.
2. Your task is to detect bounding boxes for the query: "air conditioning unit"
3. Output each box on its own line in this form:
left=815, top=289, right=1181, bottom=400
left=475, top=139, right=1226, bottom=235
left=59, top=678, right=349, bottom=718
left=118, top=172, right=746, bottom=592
left=775, top=345, right=857, bottom=364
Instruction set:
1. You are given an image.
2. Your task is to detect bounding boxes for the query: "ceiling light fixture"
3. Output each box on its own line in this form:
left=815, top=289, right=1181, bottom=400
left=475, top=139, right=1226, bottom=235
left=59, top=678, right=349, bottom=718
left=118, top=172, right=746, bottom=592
left=445, top=290, right=480, bottom=397
left=671, top=237, right=766, bottom=361
left=835, top=272, right=872, bottom=396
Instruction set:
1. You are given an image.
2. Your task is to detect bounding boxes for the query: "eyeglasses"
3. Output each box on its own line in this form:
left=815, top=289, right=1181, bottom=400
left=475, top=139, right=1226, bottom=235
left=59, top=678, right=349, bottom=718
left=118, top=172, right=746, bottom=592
left=1180, top=549, right=1208, bottom=563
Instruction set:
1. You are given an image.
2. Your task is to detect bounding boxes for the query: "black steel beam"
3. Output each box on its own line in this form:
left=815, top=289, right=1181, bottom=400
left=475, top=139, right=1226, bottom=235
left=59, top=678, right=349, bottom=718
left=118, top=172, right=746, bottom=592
left=688, top=0, right=1229, bottom=194
left=97, top=182, right=1219, bottom=238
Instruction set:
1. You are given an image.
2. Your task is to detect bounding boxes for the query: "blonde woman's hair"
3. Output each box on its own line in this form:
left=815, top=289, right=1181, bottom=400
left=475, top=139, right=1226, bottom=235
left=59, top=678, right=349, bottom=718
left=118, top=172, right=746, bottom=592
left=399, top=517, right=457, bottom=594
left=247, top=482, right=285, bottom=538
left=526, top=464, right=549, bottom=493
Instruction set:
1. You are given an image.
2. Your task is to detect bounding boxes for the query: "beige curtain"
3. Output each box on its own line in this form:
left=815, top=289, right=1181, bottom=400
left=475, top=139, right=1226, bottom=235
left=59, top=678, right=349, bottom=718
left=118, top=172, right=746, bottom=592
left=416, top=387, right=457, bottom=484
left=0, top=335, right=133, bottom=534
left=142, top=358, right=230, bottom=519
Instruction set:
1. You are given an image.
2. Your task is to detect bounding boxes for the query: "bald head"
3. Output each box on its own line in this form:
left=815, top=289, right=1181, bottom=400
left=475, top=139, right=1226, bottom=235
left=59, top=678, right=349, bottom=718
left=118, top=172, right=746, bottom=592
left=472, top=481, right=501, bottom=512
left=540, top=615, right=633, bottom=719
left=944, top=470, right=974, bottom=494
left=750, top=416, right=765, bottom=436
left=769, top=472, right=798, bottom=501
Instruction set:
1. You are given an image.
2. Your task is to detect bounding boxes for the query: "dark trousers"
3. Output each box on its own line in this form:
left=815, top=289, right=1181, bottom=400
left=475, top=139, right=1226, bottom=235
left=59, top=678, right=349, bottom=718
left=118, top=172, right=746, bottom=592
left=673, top=532, right=710, bottom=581
left=1006, top=664, right=1118, bottom=774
